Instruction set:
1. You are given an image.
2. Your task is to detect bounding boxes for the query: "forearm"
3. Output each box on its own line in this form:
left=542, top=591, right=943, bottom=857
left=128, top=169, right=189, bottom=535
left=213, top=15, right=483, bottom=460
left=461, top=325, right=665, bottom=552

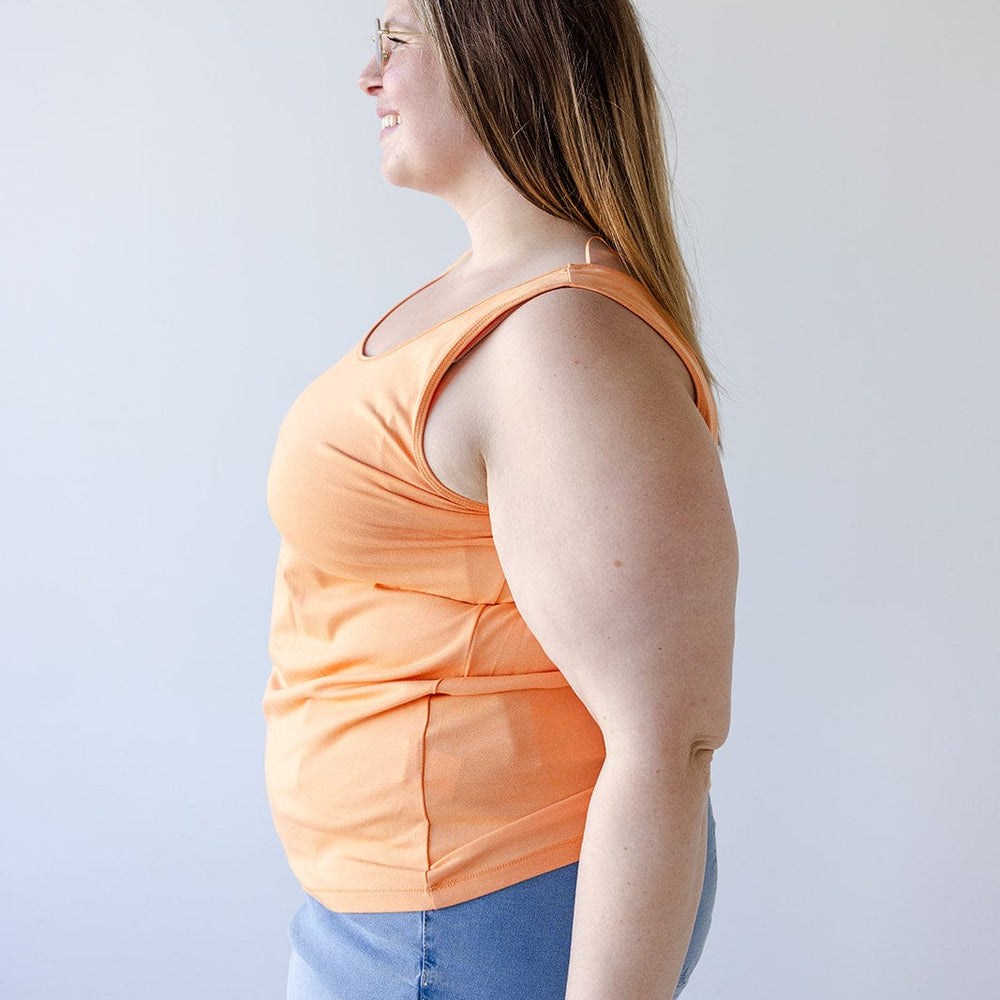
left=565, top=748, right=712, bottom=1000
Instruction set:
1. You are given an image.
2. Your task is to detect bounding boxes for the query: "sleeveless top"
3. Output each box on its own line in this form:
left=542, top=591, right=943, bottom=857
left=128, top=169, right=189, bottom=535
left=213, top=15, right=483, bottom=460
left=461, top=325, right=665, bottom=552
left=263, top=253, right=719, bottom=913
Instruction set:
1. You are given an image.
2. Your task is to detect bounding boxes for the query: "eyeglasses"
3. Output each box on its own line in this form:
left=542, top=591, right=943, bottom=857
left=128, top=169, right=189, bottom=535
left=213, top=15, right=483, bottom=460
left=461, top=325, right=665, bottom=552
left=370, top=18, right=427, bottom=71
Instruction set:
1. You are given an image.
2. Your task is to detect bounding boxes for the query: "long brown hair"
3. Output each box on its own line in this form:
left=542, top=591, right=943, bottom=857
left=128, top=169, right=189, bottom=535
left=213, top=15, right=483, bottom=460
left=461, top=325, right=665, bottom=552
left=411, top=0, right=717, bottom=393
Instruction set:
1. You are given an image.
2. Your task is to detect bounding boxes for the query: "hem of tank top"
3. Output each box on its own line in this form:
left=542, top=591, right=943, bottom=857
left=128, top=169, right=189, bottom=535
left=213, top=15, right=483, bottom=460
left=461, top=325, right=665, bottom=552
left=429, top=835, right=585, bottom=891
left=355, top=260, right=633, bottom=363
left=300, top=835, right=584, bottom=901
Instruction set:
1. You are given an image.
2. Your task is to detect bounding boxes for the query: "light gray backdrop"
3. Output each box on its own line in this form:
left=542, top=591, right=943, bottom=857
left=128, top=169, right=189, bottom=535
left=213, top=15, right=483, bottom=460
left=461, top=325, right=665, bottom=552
left=2, top=2, right=997, bottom=998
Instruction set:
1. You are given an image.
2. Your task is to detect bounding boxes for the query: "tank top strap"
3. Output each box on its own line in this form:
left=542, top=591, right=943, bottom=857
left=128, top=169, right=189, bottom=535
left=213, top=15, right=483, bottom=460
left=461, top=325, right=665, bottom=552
left=419, top=265, right=718, bottom=443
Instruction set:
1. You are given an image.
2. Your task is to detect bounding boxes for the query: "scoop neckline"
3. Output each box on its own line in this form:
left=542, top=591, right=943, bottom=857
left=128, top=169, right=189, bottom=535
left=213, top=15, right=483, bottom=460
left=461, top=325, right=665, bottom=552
left=356, top=259, right=631, bottom=362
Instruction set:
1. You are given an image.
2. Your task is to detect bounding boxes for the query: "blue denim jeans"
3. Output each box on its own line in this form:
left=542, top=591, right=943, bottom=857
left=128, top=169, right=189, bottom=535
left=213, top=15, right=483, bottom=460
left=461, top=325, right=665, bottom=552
left=287, top=800, right=717, bottom=1000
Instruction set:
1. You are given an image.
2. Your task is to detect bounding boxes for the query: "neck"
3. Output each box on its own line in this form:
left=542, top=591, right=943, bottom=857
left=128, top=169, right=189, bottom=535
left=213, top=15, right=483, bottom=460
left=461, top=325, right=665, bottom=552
left=445, top=163, right=592, bottom=275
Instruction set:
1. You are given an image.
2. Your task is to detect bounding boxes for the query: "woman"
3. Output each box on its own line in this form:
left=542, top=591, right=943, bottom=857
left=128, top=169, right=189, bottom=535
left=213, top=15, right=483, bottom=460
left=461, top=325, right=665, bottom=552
left=263, top=1, right=738, bottom=998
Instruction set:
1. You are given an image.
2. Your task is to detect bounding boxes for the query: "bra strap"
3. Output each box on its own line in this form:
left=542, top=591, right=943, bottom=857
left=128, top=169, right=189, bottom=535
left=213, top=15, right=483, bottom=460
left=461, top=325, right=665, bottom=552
left=584, top=234, right=617, bottom=264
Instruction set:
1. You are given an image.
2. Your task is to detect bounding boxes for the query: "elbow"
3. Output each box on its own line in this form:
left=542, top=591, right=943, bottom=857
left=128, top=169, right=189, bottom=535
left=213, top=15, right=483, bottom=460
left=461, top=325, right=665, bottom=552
left=601, top=727, right=727, bottom=788
left=598, top=737, right=718, bottom=803
left=675, top=735, right=724, bottom=798
left=599, top=695, right=730, bottom=766
left=687, top=740, right=721, bottom=786
left=687, top=714, right=730, bottom=773
left=686, top=726, right=729, bottom=771
left=690, top=718, right=730, bottom=761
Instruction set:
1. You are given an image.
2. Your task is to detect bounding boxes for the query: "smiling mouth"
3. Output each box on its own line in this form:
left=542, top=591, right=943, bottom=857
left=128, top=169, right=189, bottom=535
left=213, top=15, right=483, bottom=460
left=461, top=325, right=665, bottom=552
left=380, top=114, right=401, bottom=130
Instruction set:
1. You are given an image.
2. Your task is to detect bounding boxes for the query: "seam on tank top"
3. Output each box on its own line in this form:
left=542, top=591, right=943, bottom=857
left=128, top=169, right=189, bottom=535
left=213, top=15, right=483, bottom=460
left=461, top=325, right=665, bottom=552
left=373, top=580, right=501, bottom=608
left=461, top=603, right=489, bottom=677
left=418, top=689, right=438, bottom=884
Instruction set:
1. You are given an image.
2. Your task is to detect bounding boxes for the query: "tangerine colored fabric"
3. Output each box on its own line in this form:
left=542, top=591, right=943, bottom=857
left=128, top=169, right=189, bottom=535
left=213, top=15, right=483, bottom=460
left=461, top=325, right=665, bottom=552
left=263, top=260, right=718, bottom=912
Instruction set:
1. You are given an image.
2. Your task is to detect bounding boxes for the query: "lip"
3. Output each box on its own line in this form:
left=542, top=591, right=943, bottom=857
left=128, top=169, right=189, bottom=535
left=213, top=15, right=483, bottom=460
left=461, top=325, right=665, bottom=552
left=377, top=109, right=401, bottom=141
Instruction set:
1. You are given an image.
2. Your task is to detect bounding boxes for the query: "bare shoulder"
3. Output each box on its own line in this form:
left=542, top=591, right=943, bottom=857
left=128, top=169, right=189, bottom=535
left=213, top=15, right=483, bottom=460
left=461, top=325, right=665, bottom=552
left=473, top=284, right=705, bottom=441
left=424, top=281, right=718, bottom=505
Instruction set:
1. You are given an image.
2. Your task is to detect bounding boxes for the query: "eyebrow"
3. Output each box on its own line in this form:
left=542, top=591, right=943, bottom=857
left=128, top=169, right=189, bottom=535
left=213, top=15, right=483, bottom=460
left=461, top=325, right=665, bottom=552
left=381, top=8, right=420, bottom=30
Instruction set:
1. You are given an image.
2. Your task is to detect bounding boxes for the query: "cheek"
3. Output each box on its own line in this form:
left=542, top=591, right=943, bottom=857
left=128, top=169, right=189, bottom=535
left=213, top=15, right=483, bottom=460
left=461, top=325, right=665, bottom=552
left=431, top=92, right=478, bottom=147
left=441, top=110, right=476, bottom=145
left=411, top=53, right=468, bottom=131
left=411, top=95, right=474, bottom=149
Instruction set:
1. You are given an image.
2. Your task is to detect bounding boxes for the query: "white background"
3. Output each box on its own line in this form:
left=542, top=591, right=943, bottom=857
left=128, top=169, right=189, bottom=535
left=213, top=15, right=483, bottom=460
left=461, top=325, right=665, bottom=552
left=1, top=2, right=997, bottom=998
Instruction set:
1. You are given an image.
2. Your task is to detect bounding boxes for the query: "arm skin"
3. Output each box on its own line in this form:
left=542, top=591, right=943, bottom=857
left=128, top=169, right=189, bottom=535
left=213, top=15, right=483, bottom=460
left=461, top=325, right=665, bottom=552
left=476, top=288, right=738, bottom=1000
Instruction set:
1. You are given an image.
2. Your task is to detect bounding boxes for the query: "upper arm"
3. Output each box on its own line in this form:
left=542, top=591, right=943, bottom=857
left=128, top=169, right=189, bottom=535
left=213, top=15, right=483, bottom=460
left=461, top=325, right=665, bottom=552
left=477, top=288, right=738, bottom=758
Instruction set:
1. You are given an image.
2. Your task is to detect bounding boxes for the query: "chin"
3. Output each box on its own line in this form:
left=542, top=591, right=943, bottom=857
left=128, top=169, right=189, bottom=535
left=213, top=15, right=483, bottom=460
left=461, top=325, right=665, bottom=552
left=380, top=161, right=443, bottom=198
left=378, top=150, right=410, bottom=188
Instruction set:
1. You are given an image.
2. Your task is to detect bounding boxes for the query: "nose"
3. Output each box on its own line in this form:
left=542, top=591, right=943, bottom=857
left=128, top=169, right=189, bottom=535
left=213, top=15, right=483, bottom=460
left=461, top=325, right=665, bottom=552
left=358, top=55, right=383, bottom=95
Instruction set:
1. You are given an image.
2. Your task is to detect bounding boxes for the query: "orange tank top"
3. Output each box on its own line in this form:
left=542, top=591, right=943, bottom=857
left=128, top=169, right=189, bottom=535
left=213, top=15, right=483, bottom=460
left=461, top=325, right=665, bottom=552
left=263, top=255, right=718, bottom=912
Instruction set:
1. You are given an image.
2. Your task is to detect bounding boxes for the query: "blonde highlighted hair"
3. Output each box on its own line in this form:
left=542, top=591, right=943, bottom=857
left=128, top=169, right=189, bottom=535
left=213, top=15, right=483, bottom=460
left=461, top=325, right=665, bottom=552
left=412, top=0, right=717, bottom=393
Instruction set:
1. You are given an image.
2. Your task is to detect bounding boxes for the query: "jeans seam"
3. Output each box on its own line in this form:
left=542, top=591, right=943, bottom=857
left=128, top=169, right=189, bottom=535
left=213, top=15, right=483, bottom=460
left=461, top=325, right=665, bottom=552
left=419, top=909, right=430, bottom=998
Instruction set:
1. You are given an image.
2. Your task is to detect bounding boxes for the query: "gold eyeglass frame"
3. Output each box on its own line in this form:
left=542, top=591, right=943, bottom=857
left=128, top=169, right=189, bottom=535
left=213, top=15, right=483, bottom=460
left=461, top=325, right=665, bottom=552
left=371, top=18, right=427, bottom=70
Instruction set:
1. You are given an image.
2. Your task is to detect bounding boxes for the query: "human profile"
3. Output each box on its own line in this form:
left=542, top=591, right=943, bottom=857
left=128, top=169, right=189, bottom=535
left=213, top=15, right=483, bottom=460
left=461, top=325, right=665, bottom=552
left=263, top=3, right=737, bottom=997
